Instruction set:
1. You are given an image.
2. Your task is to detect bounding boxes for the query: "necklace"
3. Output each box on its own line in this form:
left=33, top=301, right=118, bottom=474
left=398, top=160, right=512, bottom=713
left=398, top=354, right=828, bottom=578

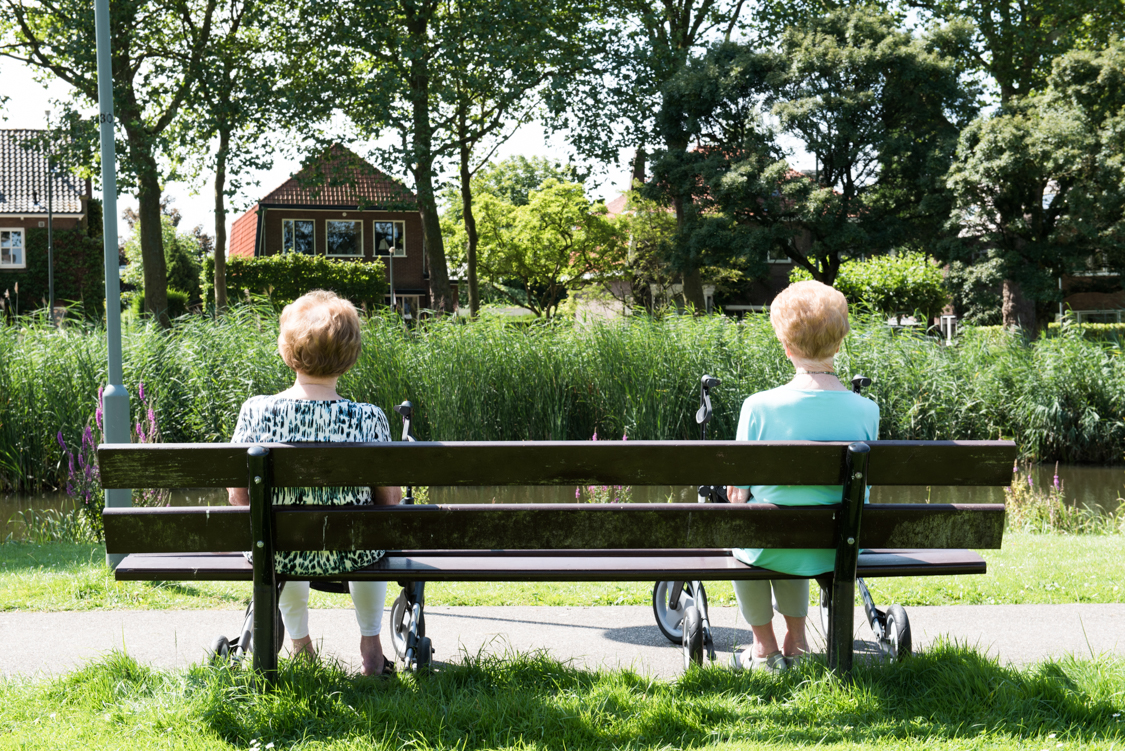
left=794, top=369, right=837, bottom=376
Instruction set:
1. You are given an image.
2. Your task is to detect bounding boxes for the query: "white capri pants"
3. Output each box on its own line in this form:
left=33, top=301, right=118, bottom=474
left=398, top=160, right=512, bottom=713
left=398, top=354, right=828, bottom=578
left=732, top=578, right=810, bottom=627
left=277, top=580, right=387, bottom=640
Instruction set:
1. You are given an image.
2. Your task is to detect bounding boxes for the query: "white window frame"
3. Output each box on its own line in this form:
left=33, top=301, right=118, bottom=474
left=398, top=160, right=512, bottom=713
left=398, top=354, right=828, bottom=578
left=282, top=218, right=316, bottom=255
left=325, top=220, right=363, bottom=258
left=1074, top=310, right=1124, bottom=324
left=1, top=228, right=25, bottom=269
left=373, top=220, right=406, bottom=258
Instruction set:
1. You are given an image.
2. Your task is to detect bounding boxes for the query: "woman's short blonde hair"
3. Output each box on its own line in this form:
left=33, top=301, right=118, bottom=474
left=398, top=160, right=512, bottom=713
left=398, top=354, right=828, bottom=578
left=769, top=280, right=850, bottom=361
left=277, top=290, right=362, bottom=377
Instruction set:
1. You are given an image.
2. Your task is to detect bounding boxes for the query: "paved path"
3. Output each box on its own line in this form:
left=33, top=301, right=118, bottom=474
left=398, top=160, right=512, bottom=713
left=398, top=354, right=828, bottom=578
left=3, top=604, right=1123, bottom=680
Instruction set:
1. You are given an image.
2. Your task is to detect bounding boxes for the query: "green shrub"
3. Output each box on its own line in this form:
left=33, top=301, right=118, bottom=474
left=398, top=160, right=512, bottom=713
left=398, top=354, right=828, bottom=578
left=202, top=253, right=387, bottom=311
left=122, top=216, right=203, bottom=303
left=791, top=252, right=948, bottom=320
left=0, top=228, right=105, bottom=319
left=1046, top=321, right=1125, bottom=342
left=129, top=289, right=190, bottom=319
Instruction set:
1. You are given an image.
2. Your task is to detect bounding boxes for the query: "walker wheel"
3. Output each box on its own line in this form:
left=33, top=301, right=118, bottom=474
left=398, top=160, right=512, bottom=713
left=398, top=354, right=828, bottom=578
left=882, top=604, right=912, bottom=662
left=682, top=606, right=704, bottom=669
left=209, top=635, right=230, bottom=662
left=390, top=592, right=409, bottom=660
left=416, top=636, right=433, bottom=670
left=652, top=581, right=694, bottom=644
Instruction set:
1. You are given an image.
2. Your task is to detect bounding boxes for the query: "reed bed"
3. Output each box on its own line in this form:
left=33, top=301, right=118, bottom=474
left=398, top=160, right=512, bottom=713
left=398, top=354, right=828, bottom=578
left=2, top=307, right=1124, bottom=491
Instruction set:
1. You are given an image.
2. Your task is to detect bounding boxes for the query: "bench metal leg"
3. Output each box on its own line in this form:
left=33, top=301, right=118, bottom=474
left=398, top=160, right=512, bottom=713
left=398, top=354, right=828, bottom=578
left=827, top=442, right=870, bottom=676
left=247, top=446, right=278, bottom=685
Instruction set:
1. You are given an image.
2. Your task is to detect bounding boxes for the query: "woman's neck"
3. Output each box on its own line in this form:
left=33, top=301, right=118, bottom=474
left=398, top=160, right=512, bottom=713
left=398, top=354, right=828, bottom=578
left=278, top=372, right=342, bottom=401
left=787, top=356, right=847, bottom=391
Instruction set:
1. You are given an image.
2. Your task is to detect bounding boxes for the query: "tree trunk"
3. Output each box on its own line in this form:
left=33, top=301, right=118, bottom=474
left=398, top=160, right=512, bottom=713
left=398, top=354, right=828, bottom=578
left=460, top=135, right=480, bottom=317
left=408, top=17, right=453, bottom=314
left=671, top=192, right=706, bottom=311
left=213, top=126, right=230, bottom=314
left=1002, top=278, right=1037, bottom=335
left=630, top=147, right=646, bottom=187
left=134, top=150, right=170, bottom=328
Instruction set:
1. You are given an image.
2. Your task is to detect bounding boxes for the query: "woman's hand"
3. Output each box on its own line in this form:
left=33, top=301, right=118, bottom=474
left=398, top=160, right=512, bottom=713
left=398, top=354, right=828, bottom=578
left=727, top=486, right=750, bottom=503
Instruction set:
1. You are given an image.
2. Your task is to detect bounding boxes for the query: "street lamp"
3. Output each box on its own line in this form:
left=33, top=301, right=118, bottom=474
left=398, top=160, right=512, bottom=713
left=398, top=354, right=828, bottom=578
left=95, top=0, right=132, bottom=568
left=45, top=111, right=55, bottom=326
left=379, top=237, right=395, bottom=310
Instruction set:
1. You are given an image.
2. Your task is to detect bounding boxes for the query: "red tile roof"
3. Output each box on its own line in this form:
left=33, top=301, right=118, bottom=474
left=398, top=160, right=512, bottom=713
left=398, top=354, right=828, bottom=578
left=260, top=144, right=416, bottom=209
left=228, top=204, right=258, bottom=258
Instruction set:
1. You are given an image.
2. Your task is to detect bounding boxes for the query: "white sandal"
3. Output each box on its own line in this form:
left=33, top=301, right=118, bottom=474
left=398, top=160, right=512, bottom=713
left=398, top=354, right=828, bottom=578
left=731, top=648, right=788, bottom=673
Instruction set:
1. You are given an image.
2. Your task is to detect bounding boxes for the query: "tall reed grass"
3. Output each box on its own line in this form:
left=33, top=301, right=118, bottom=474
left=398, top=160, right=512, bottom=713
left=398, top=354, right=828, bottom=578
left=2, top=306, right=1123, bottom=491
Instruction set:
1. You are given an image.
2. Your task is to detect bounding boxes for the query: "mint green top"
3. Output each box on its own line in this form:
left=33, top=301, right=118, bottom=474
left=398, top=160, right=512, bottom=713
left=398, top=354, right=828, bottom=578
left=731, top=385, right=880, bottom=577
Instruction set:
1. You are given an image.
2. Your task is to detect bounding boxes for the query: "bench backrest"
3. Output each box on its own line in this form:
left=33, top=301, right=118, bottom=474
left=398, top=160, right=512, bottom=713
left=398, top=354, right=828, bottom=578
left=99, top=440, right=1015, bottom=554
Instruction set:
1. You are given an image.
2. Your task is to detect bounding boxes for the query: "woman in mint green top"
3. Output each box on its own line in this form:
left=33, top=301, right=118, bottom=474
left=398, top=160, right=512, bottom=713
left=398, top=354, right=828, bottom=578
left=727, top=280, right=880, bottom=673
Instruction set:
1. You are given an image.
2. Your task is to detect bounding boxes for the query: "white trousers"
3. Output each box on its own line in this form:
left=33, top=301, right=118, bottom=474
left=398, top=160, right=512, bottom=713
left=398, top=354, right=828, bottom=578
left=277, top=580, right=387, bottom=639
left=732, top=578, right=810, bottom=627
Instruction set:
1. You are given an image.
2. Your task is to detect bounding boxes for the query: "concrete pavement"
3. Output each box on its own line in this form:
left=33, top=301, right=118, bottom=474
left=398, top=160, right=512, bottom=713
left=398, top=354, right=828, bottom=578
left=3, top=603, right=1123, bottom=680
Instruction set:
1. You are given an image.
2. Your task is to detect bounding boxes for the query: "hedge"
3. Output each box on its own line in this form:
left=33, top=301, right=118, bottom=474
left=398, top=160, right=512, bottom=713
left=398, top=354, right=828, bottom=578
left=202, top=253, right=388, bottom=311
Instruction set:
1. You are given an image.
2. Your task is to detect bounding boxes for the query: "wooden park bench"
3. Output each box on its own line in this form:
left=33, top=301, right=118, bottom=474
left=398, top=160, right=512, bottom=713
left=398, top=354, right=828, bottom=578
left=98, top=439, right=1015, bottom=684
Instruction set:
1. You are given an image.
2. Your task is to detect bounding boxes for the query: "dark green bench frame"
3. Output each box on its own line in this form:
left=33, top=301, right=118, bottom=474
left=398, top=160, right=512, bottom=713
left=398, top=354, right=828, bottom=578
left=99, top=439, right=1015, bottom=682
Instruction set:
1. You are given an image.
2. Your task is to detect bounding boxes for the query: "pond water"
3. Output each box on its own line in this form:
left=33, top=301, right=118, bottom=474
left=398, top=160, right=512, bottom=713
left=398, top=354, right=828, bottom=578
left=4, top=464, right=1122, bottom=539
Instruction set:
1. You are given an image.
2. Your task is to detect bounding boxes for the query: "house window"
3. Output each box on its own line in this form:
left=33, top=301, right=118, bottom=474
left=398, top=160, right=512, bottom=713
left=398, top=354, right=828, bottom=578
left=1, top=229, right=25, bottom=269
left=1075, top=310, right=1123, bottom=324
left=326, top=220, right=362, bottom=257
left=282, top=219, right=315, bottom=255
left=767, top=246, right=790, bottom=263
left=373, top=220, right=405, bottom=257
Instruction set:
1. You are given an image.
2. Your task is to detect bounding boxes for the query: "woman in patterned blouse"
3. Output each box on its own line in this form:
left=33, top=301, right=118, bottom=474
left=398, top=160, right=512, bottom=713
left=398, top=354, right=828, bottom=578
left=227, top=290, right=401, bottom=676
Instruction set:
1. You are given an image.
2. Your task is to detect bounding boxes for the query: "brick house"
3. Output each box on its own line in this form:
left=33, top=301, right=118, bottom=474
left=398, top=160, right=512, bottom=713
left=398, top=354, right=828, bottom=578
left=0, top=129, right=92, bottom=275
left=229, top=145, right=435, bottom=314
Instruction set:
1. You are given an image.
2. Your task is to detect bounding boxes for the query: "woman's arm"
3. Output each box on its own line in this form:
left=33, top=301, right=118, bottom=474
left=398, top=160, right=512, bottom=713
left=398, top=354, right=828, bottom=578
left=372, top=486, right=403, bottom=505
left=228, top=487, right=249, bottom=506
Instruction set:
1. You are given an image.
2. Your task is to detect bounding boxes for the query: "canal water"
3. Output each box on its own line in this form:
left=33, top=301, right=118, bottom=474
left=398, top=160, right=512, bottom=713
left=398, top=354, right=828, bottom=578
left=4, top=464, right=1123, bottom=540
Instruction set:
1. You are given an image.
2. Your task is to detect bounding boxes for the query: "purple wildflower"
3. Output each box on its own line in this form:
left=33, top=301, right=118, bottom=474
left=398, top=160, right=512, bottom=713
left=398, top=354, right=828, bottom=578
left=592, top=431, right=598, bottom=441
left=95, top=406, right=103, bottom=430
left=576, top=487, right=581, bottom=500
left=138, top=381, right=145, bottom=403
left=1027, top=475, right=1034, bottom=488
left=57, top=431, right=66, bottom=451
left=1053, top=462, right=1060, bottom=490
left=136, top=422, right=144, bottom=438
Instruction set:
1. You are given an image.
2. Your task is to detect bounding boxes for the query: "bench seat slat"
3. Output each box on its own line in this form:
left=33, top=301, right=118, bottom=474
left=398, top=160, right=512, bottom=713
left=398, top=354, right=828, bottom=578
left=112, top=548, right=986, bottom=582
left=103, top=503, right=1005, bottom=554
left=98, top=440, right=1017, bottom=489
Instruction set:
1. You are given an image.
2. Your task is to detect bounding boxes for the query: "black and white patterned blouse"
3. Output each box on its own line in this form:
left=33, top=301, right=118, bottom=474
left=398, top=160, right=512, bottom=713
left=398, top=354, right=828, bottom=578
left=231, top=394, right=392, bottom=576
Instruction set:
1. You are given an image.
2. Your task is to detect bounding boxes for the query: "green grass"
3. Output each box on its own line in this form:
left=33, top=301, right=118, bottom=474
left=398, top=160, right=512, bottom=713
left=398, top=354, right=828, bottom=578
left=1, top=645, right=1123, bottom=750
left=3, top=532, right=1122, bottom=612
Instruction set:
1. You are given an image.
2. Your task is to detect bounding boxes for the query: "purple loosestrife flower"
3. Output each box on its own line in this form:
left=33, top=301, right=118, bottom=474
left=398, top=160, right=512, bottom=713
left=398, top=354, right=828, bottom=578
left=1053, top=462, right=1060, bottom=490
left=136, top=422, right=144, bottom=438
left=1028, top=475, right=1034, bottom=488
left=138, top=381, right=145, bottom=404
left=57, top=431, right=66, bottom=451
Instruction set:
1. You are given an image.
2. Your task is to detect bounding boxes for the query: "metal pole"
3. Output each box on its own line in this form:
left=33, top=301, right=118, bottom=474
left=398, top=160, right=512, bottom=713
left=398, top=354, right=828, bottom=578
left=94, top=0, right=132, bottom=569
left=46, top=111, right=54, bottom=326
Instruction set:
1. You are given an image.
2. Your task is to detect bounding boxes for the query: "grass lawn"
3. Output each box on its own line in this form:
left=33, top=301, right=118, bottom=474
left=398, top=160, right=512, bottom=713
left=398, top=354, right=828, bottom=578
left=2, top=531, right=1121, bottom=612
left=1, top=644, right=1122, bottom=750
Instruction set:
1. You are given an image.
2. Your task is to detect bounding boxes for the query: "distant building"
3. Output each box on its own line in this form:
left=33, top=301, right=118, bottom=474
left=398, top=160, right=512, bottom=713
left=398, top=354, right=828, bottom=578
left=0, top=129, right=92, bottom=274
left=229, top=144, right=436, bottom=313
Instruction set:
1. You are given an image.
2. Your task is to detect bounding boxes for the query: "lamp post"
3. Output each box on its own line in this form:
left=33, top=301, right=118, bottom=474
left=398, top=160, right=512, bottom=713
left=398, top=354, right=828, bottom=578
left=379, top=237, right=395, bottom=310
left=45, top=111, right=55, bottom=326
left=94, top=0, right=132, bottom=568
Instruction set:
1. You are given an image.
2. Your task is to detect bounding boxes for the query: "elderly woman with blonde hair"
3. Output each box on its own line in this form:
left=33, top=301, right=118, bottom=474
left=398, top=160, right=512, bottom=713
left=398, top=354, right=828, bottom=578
left=228, top=290, right=401, bottom=676
left=727, top=280, right=879, bottom=672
